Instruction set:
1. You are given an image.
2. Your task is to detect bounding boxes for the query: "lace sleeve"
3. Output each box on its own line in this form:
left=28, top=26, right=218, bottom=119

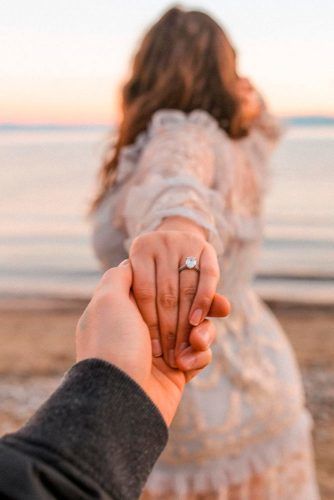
left=122, top=110, right=224, bottom=254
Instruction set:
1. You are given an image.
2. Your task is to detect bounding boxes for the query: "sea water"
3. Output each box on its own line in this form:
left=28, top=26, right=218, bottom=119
left=0, top=125, right=333, bottom=303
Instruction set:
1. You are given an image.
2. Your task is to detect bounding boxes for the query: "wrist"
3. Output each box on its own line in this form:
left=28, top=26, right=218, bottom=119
left=143, top=375, right=184, bottom=426
left=157, top=216, right=207, bottom=240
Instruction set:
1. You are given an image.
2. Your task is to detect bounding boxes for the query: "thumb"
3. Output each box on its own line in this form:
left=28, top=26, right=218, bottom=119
left=208, top=293, right=231, bottom=317
left=99, top=260, right=133, bottom=295
left=117, top=259, right=133, bottom=291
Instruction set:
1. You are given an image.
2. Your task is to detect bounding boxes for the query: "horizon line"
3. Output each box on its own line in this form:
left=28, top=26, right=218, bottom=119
left=1, top=114, right=334, bottom=129
left=0, top=114, right=334, bottom=130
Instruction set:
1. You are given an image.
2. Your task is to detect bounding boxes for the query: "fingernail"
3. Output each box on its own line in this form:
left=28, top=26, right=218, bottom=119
left=190, top=308, right=203, bottom=326
left=152, top=339, right=162, bottom=357
left=180, top=352, right=197, bottom=370
left=119, top=259, right=130, bottom=267
left=168, top=349, right=177, bottom=368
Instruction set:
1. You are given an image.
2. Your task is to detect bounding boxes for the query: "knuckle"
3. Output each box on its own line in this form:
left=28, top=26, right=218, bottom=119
left=181, top=285, right=198, bottom=298
left=158, top=292, right=178, bottom=309
left=101, top=268, right=115, bottom=283
left=164, top=231, right=185, bottom=247
left=167, top=331, right=176, bottom=341
left=164, top=234, right=174, bottom=247
left=204, top=240, right=216, bottom=252
left=130, top=236, right=142, bottom=254
left=198, top=294, right=212, bottom=309
left=135, top=287, right=155, bottom=303
left=200, top=288, right=214, bottom=301
left=130, top=234, right=152, bottom=254
left=188, top=233, right=204, bottom=246
left=166, top=331, right=176, bottom=347
left=161, top=231, right=172, bottom=242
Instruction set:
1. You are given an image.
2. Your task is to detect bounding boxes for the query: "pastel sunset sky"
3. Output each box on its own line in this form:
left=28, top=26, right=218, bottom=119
left=2, top=0, right=334, bottom=124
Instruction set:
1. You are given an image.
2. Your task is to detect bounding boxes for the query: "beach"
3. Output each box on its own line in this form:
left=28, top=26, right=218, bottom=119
left=0, top=298, right=333, bottom=498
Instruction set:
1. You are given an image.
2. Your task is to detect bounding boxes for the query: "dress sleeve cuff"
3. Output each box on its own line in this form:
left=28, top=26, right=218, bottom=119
left=123, top=174, right=224, bottom=255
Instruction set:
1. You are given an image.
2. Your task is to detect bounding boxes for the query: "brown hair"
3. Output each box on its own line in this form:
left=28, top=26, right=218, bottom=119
left=91, top=5, right=247, bottom=210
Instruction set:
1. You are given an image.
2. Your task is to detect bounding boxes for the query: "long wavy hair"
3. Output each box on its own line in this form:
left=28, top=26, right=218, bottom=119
left=91, top=5, right=248, bottom=211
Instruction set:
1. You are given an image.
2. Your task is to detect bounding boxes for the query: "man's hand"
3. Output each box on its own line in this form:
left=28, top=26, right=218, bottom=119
left=76, top=260, right=229, bottom=425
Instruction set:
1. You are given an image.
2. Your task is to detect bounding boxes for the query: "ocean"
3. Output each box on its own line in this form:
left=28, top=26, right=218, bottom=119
left=0, top=125, right=333, bottom=304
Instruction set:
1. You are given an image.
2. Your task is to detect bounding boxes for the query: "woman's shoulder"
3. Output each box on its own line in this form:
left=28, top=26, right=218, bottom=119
left=115, top=107, right=277, bottom=186
left=146, top=108, right=229, bottom=146
left=115, top=109, right=226, bottom=183
left=149, top=108, right=221, bottom=130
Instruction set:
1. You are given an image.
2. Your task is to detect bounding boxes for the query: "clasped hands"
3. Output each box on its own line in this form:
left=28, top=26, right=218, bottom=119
left=76, top=226, right=229, bottom=425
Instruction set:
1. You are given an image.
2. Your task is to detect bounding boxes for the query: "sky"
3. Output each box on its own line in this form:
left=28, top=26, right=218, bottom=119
left=2, top=0, right=334, bottom=124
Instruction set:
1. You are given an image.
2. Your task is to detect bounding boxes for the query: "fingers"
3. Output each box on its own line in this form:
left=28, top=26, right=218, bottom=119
left=208, top=293, right=231, bottom=317
left=176, top=320, right=216, bottom=372
left=97, top=259, right=133, bottom=296
left=131, top=256, right=162, bottom=357
left=156, top=254, right=180, bottom=367
left=188, top=244, right=220, bottom=326
left=174, top=294, right=229, bottom=369
left=174, top=256, right=200, bottom=358
left=188, top=319, right=217, bottom=351
left=176, top=346, right=212, bottom=373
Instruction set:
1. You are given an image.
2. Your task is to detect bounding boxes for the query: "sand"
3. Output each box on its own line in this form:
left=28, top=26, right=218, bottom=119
left=0, top=299, right=333, bottom=498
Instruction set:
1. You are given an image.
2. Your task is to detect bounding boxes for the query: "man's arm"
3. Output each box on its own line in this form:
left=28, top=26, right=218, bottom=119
left=0, top=262, right=228, bottom=499
left=0, top=359, right=168, bottom=500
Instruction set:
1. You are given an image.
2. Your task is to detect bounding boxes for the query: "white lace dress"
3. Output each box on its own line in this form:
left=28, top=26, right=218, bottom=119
left=91, top=108, right=319, bottom=499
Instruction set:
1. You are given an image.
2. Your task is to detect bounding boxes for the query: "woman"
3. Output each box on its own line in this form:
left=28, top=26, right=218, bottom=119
left=90, top=6, right=319, bottom=499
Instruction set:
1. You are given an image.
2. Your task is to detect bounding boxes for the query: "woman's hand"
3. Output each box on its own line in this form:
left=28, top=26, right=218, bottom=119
left=129, top=219, right=229, bottom=368
left=236, top=77, right=262, bottom=126
left=76, top=261, right=219, bottom=425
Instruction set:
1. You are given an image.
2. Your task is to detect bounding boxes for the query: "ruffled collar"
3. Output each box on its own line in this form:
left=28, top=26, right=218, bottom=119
left=116, top=109, right=223, bottom=183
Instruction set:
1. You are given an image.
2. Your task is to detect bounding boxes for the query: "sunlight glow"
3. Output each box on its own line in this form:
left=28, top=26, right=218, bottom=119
left=2, top=0, right=333, bottom=123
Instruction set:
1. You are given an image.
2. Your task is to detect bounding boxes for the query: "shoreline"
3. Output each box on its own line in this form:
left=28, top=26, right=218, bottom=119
left=0, top=294, right=333, bottom=312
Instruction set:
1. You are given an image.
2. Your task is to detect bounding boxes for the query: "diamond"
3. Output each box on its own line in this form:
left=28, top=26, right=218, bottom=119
left=185, top=256, right=197, bottom=269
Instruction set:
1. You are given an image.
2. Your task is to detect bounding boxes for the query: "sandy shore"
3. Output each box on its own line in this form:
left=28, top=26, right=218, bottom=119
left=0, top=299, right=333, bottom=498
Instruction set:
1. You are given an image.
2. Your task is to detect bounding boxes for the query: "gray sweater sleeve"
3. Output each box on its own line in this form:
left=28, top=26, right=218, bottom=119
left=0, top=358, right=168, bottom=499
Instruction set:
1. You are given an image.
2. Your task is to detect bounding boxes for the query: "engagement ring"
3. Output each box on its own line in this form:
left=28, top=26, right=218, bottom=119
left=178, top=256, right=200, bottom=273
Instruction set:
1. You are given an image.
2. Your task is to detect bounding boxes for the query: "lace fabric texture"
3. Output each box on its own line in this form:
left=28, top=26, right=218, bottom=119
left=91, top=108, right=319, bottom=499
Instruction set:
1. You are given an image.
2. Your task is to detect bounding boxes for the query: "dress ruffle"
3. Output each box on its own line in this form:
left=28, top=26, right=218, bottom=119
left=116, top=109, right=222, bottom=184
left=143, top=411, right=316, bottom=498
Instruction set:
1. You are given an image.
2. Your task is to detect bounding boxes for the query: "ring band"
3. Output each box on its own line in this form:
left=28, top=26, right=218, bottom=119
left=178, top=256, right=200, bottom=273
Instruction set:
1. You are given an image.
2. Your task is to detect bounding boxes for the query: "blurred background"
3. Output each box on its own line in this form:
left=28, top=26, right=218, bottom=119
left=1, top=1, right=333, bottom=497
